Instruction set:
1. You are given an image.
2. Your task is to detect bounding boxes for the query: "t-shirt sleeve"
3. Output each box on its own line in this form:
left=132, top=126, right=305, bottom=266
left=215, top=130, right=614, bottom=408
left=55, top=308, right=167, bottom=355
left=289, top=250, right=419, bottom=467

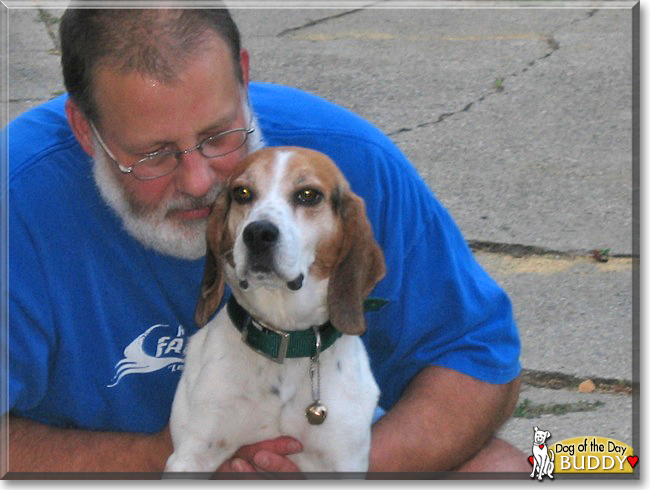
left=355, top=140, right=522, bottom=410
left=4, top=99, right=71, bottom=417
left=7, top=197, right=56, bottom=414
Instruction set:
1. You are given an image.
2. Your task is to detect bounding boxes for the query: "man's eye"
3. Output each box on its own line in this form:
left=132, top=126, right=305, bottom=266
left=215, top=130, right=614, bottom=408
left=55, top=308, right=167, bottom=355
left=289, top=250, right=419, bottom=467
left=142, top=145, right=174, bottom=158
left=142, top=152, right=175, bottom=168
left=294, top=188, right=323, bottom=206
left=232, top=186, right=254, bottom=204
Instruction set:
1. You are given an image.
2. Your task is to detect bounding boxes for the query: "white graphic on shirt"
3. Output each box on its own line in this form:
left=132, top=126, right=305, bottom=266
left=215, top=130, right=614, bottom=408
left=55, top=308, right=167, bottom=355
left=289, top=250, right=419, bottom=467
left=107, top=324, right=186, bottom=387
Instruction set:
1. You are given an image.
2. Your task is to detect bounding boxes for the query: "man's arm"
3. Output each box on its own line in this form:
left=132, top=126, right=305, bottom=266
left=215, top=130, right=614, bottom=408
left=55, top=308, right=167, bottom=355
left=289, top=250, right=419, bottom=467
left=6, top=415, right=172, bottom=473
left=369, top=366, right=521, bottom=472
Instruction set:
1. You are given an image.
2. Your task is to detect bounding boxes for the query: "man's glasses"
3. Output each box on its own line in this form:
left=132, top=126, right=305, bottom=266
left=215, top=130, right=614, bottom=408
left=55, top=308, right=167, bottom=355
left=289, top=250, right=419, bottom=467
left=90, top=122, right=254, bottom=180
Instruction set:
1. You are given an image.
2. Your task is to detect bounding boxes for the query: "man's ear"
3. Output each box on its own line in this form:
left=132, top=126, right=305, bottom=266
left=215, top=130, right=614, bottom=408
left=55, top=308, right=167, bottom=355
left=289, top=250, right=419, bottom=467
left=65, top=98, right=95, bottom=157
left=240, top=49, right=250, bottom=88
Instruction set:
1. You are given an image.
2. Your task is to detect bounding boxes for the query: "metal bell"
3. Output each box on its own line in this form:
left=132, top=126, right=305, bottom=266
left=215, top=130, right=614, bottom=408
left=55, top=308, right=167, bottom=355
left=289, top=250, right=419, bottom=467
left=305, top=401, right=328, bottom=425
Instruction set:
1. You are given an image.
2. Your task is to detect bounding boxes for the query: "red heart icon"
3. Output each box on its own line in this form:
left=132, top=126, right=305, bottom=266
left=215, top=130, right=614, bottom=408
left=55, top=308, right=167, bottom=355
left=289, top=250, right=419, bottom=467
left=627, top=455, right=638, bottom=468
left=539, top=444, right=544, bottom=449
left=528, top=456, right=534, bottom=465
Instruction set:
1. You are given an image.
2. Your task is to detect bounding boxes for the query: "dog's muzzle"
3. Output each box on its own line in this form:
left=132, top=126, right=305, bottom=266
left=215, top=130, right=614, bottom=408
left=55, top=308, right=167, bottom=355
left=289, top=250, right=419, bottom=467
left=243, top=220, right=278, bottom=270
left=239, top=220, right=304, bottom=291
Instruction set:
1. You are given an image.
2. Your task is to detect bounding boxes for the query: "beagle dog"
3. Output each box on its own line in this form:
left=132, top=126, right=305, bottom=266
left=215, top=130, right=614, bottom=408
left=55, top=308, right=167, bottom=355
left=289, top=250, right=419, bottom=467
left=165, top=147, right=385, bottom=474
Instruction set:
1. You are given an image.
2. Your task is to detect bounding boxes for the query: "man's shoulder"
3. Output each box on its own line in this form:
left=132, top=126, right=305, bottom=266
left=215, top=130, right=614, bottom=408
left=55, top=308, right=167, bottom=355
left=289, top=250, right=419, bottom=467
left=7, top=95, right=79, bottom=180
left=250, top=82, right=392, bottom=149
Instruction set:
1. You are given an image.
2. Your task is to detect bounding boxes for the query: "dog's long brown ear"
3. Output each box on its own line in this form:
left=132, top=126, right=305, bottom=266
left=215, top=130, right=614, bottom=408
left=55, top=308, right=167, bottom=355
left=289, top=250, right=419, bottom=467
left=194, top=190, right=231, bottom=327
left=328, top=190, right=386, bottom=335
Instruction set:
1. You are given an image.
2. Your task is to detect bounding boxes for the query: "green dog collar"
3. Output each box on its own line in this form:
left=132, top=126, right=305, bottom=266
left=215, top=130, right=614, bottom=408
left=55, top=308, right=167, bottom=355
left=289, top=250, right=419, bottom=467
left=227, top=296, right=342, bottom=363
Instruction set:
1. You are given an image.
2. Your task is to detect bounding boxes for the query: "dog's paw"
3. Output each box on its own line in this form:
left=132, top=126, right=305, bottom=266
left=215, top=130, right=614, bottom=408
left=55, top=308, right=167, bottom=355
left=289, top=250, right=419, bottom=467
left=164, top=453, right=200, bottom=473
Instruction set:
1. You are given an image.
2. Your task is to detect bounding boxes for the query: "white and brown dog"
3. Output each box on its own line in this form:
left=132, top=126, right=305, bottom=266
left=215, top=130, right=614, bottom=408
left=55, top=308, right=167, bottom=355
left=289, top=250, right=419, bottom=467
left=165, top=147, right=385, bottom=474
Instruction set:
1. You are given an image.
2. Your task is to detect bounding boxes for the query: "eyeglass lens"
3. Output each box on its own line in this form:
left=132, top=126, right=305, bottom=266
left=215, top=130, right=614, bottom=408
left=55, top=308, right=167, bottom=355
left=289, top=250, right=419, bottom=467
left=131, top=129, right=250, bottom=179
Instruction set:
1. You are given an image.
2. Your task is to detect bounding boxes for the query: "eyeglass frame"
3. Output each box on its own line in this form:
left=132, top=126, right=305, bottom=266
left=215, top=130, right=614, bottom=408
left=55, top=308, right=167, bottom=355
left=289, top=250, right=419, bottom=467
left=89, top=119, right=255, bottom=181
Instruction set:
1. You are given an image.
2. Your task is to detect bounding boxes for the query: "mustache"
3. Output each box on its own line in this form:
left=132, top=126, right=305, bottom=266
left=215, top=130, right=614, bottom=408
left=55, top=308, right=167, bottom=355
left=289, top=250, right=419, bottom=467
left=122, top=184, right=223, bottom=219
left=166, top=188, right=222, bottom=215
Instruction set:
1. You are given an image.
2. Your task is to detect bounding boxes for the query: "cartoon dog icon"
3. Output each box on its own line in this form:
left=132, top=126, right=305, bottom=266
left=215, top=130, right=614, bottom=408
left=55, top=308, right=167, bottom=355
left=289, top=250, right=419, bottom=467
left=530, top=426, right=554, bottom=480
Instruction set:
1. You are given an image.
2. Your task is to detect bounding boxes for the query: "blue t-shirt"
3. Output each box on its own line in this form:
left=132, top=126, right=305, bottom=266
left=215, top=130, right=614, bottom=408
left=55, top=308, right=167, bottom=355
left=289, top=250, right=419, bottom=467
left=6, top=82, right=520, bottom=433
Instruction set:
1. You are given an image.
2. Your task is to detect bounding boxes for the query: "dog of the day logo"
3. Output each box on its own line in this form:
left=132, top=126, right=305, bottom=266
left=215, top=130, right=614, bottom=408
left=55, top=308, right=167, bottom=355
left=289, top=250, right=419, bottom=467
left=527, top=426, right=637, bottom=478
left=529, top=426, right=555, bottom=480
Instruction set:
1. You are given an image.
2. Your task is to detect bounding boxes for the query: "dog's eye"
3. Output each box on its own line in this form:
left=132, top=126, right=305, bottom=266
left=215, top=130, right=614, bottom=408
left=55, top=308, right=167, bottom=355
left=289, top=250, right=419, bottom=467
left=232, top=186, right=254, bottom=204
left=295, top=188, right=323, bottom=206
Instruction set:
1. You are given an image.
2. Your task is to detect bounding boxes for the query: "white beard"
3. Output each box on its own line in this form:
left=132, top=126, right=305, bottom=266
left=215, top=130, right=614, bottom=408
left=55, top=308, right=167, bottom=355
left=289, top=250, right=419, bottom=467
left=91, top=108, right=265, bottom=261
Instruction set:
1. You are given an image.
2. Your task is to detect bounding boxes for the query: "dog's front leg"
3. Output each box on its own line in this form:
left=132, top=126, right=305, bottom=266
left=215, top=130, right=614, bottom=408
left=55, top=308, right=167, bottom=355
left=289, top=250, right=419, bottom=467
left=537, top=455, right=548, bottom=480
left=165, top=374, right=242, bottom=473
left=165, top=393, right=248, bottom=474
left=165, top=436, right=238, bottom=474
left=530, top=455, right=539, bottom=479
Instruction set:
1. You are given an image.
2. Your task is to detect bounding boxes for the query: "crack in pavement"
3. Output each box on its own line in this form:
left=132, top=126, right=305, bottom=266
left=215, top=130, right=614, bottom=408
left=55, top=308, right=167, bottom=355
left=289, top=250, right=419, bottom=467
left=388, top=9, right=600, bottom=137
left=521, top=368, right=634, bottom=395
left=468, top=239, right=636, bottom=260
left=36, top=8, right=61, bottom=51
left=277, top=4, right=376, bottom=38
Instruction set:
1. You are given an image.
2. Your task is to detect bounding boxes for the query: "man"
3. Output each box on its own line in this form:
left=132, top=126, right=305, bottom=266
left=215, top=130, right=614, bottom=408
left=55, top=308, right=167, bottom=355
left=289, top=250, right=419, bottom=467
left=5, top=7, right=527, bottom=474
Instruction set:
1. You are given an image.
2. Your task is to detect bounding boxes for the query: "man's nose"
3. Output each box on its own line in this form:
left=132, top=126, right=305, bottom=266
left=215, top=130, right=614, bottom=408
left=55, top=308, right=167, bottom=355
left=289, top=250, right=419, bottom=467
left=174, top=149, right=219, bottom=197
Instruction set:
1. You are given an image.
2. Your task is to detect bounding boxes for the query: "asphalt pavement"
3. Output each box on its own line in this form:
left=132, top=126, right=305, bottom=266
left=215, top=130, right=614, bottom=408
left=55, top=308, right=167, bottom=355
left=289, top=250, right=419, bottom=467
left=2, top=0, right=639, bottom=478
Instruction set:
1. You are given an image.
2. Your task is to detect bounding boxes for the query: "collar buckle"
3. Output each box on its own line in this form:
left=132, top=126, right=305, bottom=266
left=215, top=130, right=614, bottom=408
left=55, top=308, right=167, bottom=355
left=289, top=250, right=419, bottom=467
left=241, top=317, right=290, bottom=364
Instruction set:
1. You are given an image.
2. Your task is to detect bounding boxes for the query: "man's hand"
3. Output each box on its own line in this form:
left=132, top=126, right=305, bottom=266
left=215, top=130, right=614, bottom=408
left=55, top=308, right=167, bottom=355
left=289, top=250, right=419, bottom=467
left=217, top=436, right=303, bottom=475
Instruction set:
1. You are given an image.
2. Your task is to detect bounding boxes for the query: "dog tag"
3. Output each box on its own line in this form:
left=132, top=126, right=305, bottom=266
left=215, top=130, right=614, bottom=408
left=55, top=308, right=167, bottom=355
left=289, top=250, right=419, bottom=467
left=306, top=401, right=327, bottom=425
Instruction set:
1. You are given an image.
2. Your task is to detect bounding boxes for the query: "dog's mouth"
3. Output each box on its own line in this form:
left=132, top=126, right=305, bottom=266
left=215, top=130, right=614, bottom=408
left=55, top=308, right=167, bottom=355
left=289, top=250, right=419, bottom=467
left=238, top=267, right=304, bottom=292
left=233, top=219, right=306, bottom=292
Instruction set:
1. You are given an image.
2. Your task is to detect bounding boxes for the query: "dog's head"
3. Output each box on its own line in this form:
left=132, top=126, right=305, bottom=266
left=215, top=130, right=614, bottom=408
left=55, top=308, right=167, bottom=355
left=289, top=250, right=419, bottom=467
left=533, top=427, right=552, bottom=445
left=195, top=147, right=386, bottom=335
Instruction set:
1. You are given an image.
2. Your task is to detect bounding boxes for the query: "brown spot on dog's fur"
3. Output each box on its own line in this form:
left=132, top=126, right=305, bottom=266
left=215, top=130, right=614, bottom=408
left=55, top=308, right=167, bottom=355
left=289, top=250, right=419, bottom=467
left=310, top=220, right=343, bottom=280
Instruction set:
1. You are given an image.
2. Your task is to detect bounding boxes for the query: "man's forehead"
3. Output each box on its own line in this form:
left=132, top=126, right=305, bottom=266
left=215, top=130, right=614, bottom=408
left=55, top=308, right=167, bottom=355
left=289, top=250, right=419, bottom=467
left=90, top=36, right=241, bottom=144
left=93, top=31, right=233, bottom=89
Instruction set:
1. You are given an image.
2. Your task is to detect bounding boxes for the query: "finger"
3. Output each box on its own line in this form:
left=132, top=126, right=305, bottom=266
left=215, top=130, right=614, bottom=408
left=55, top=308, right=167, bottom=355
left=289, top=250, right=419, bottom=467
left=252, top=451, right=305, bottom=479
left=235, top=436, right=303, bottom=461
left=253, top=450, right=302, bottom=473
left=225, top=457, right=256, bottom=473
left=216, top=454, right=302, bottom=480
left=214, top=457, right=260, bottom=479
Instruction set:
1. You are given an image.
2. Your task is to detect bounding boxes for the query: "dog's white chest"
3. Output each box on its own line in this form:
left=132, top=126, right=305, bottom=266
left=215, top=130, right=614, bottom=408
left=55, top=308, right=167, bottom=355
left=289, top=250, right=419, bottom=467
left=165, top=311, right=379, bottom=474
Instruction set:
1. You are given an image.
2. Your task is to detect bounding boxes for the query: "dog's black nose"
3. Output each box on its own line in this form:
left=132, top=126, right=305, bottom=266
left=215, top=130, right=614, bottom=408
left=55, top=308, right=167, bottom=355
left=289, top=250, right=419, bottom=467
left=243, top=220, right=279, bottom=253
